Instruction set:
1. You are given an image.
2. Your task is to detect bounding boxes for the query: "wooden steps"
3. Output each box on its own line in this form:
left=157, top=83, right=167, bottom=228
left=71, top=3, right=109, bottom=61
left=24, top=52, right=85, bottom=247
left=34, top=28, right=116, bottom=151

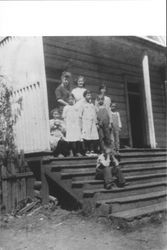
left=28, top=148, right=167, bottom=222
left=61, top=165, right=166, bottom=178
left=83, top=181, right=167, bottom=199
left=110, top=201, right=167, bottom=221
left=72, top=173, right=167, bottom=188
left=96, top=190, right=167, bottom=212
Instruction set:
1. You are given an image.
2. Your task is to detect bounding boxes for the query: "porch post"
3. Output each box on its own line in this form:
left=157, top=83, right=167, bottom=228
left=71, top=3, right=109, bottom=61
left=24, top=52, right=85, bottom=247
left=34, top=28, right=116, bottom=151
left=142, top=52, right=156, bottom=148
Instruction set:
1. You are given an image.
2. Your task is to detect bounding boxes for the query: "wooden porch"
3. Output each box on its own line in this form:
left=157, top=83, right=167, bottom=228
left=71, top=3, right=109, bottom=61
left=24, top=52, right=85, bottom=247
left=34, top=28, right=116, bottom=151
left=27, top=148, right=167, bottom=221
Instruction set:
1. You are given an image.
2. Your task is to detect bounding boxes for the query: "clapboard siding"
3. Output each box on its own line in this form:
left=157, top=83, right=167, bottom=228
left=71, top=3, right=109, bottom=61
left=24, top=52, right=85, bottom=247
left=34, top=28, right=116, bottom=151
left=44, top=41, right=143, bottom=77
left=150, top=67, right=166, bottom=148
left=43, top=37, right=163, bottom=72
left=43, top=37, right=166, bottom=148
left=43, top=37, right=131, bottom=139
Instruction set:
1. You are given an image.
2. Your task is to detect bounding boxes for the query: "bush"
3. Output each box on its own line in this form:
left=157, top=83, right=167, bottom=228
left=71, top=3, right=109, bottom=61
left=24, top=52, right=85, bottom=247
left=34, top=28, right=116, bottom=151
left=0, top=74, right=22, bottom=165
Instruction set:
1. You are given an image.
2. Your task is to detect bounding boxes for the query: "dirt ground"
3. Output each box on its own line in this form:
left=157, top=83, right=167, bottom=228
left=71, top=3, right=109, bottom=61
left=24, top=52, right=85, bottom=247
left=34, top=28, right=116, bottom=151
left=0, top=207, right=167, bottom=250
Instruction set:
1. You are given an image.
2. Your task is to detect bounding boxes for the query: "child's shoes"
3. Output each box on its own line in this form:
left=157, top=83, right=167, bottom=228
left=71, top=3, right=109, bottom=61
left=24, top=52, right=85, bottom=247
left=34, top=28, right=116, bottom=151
left=76, top=152, right=83, bottom=157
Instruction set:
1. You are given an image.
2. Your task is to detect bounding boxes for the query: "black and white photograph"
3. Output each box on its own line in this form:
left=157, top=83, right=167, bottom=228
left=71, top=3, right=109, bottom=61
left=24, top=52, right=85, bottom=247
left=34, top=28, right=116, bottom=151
left=0, top=1, right=166, bottom=250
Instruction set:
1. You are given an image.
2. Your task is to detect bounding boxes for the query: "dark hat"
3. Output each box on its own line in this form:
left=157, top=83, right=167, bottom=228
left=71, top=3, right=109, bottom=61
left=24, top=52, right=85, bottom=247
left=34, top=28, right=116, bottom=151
left=61, top=71, right=72, bottom=78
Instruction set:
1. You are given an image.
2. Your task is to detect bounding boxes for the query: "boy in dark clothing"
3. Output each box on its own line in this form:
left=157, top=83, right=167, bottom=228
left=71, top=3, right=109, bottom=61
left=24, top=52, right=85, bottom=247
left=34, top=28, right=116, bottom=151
left=95, top=145, right=126, bottom=189
left=96, top=94, right=113, bottom=153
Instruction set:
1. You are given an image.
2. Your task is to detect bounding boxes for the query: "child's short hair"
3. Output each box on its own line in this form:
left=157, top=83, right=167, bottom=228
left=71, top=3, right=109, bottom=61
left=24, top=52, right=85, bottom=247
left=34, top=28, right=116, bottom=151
left=99, top=84, right=106, bottom=91
left=68, top=93, right=75, bottom=100
left=75, top=75, right=85, bottom=86
left=103, top=143, right=115, bottom=155
left=61, top=71, right=72, bottom=80
left=50, top=108, right=60, bottom=117
left=96, top=94, right=104, bottom=101
left=83, top=89, right=91, bottom=97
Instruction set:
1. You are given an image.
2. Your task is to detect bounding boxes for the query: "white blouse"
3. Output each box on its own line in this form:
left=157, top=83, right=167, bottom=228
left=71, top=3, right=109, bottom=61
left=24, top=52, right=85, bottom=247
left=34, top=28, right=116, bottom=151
left=71, top=87, right=87, bottom=102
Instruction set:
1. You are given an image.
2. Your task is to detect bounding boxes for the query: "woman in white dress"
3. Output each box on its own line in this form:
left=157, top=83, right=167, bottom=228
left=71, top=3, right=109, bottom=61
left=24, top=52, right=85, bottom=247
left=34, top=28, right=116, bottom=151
left=71, top=76, right=87, bottom=104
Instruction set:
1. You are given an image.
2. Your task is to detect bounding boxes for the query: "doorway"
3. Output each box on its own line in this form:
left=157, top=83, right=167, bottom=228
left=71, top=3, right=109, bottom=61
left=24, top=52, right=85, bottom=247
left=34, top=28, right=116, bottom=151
left=127, top=82, right=145, bottom=148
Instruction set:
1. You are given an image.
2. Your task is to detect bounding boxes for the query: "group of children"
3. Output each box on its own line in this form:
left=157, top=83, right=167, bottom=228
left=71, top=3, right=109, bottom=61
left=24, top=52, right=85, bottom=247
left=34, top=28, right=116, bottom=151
left=50, top=72, right=126, bottom=189
left=50, top=75, right=122, bottom=158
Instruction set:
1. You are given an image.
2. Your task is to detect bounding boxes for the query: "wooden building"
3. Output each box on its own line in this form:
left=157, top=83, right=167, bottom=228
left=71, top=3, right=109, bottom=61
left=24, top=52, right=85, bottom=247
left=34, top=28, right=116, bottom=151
left=0, top=36, right=166, bottom=219
left=0, top=36, right=166, bottom=152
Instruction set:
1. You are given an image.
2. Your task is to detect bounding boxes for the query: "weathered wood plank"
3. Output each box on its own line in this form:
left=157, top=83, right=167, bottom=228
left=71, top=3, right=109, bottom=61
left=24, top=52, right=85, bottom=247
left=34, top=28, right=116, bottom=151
left=26, top=176, right=35, bottom=198
left=1, top=166, right=8, bottom=211
left=40, top=161, right=49, bottom=204
left=11, top=163, right=16, bottom=210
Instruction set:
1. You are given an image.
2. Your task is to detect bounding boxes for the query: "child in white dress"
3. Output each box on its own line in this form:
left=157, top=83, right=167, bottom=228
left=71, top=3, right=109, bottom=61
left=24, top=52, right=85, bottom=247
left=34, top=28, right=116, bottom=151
left=71, top=75, right=87, bottom=103
left=81, top=90, right=99, bottom=155
left=63, top=94, right=83, bottom=156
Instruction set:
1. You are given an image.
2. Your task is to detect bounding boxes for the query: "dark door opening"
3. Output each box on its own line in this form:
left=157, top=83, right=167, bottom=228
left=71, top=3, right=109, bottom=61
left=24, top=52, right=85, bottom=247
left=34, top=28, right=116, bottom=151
left=127, top=82, right=145, bottom=148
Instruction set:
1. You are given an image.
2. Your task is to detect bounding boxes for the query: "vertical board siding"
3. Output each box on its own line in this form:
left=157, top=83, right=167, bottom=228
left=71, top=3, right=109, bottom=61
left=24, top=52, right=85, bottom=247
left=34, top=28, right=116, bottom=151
left=12, top=82, right=50, bottom=153
left=0, top=37, right=50, bottom=153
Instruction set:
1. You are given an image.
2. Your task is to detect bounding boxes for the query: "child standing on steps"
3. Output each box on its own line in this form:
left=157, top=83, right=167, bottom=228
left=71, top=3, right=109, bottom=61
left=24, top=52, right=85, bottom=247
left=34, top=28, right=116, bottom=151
left=71, top=75, right=87, bottom=104
left=81, top=90, right=99, bottom=156
left=63, top=94, right=83, bottom=157
left=96, top=94, right=113, bottom=153
left=95, top=84, right=111, bottom=111
left=110, top=103, right=122, bottom=155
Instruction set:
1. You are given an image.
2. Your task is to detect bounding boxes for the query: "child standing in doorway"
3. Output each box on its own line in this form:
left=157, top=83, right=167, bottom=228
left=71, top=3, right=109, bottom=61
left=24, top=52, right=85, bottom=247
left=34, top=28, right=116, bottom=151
left=81, top=90, right=99, bottom=156
left=110, top=103, right=122, bottom=155
left=63, top=94, right=83, bottom=156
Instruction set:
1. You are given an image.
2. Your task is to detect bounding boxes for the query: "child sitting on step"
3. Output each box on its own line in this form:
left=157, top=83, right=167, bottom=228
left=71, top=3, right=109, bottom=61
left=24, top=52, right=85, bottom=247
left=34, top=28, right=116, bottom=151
left=95, top=145, right=126, bottom=189
left=49, top=108, right=70, bottom=157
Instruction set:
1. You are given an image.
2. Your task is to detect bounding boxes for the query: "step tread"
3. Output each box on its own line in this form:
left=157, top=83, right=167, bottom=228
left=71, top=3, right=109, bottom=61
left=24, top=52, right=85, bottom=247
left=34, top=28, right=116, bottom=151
left=48, top=157, right=166, bottom=169
left=51, top=161, right=166, bottom=170
left=121, top=152, right=167, bottom=157
left=61, top=165, right=166, bottom=176
left=72, top=172, right=167, bottom=185
left=120, top=158, right=166, bottom=164
left=83, top=181, right=167, bottom=195
left=110, top=201, right=167, bottom=220
left=120, top=148, right=166, bottom=153
left=96, top=190, right=167, bottom=205
left=44, top=156, right=97, bottom=163
left=51, top=162, right=96, bottom=168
